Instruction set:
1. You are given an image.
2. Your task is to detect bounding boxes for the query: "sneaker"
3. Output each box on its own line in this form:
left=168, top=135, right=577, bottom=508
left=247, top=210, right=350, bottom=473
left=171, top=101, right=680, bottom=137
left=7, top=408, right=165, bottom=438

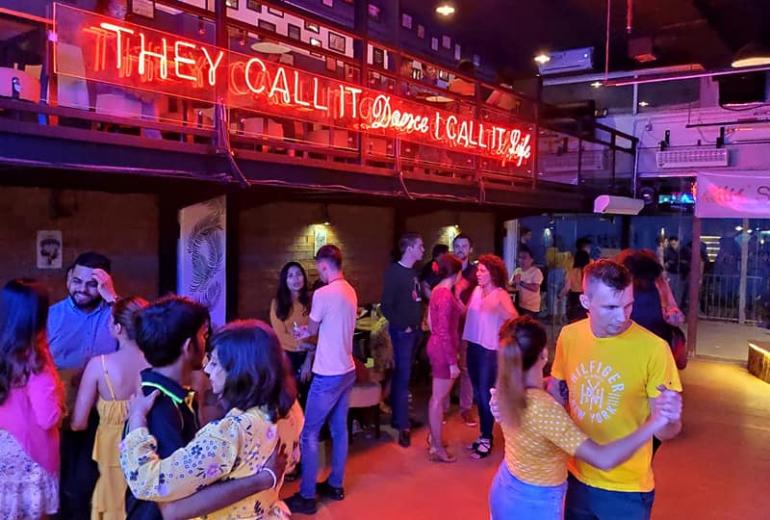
left=398, top=429, right=411, bottom=448
left=460, top=410, right=478, bottom=427
left=317, top=480, right=345, bottom=501
left=285, top=493, right=318, bottom=515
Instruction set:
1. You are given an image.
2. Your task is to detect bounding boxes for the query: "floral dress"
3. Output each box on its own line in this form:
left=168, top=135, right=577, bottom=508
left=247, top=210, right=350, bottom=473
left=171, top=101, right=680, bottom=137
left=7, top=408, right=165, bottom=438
left=120, top=402, right=304, bottom=519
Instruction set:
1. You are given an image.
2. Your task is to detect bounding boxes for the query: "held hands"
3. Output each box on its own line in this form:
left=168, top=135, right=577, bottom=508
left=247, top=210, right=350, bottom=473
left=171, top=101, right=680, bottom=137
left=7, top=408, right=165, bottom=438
left=653, top=385, right=683, bottom=427
left=92, top=268, right=118, bottom=303
left=449, top=364, right=461, bottom=379
left=489, top=388, right=502, bottom=423
left=263, top=441, right=289, bottom=486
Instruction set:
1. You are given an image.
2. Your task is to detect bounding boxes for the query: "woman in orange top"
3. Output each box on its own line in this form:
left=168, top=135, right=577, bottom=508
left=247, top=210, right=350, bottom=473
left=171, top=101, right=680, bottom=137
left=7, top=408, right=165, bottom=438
left=489, top=317, right=676, bottom=520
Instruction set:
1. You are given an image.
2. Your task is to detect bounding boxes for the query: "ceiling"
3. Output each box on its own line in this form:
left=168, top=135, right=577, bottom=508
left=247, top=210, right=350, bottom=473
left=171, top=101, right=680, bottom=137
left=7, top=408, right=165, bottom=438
left=400, top=0, right=770, bottom=75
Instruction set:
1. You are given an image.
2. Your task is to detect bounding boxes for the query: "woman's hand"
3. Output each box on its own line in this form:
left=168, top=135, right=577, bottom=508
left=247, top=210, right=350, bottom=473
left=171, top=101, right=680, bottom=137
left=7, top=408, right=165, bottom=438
left=127, top=390, right=159, bottom=431
left=299, top=353, right=314, bottom=383
left=449, top=364, right=461, bottom=379
left=263, top=442, right=288, bottom=486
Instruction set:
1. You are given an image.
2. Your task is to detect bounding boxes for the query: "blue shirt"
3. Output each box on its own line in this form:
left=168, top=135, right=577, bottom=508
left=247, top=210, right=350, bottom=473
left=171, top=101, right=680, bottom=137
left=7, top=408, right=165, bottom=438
left=47, top=297, right=117, bottom=370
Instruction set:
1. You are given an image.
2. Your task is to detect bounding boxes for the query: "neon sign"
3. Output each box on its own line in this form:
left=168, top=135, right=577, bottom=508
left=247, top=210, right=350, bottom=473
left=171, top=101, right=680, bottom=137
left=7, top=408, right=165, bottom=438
left=54, top=4, right=532, bottom=166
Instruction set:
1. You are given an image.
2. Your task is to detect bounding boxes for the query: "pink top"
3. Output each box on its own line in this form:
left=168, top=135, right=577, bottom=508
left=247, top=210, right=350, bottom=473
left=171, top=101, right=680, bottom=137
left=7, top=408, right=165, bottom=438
left=462, top=286, right=516, bottom=351
left=427, top=287, right=462, bottom=366
left=0, top=363, right=63, bottom=474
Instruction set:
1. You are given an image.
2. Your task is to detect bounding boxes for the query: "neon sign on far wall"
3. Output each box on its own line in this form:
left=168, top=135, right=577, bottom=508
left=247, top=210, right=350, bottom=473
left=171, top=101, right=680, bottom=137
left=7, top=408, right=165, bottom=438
left=53, top=4, right=533, bottom=167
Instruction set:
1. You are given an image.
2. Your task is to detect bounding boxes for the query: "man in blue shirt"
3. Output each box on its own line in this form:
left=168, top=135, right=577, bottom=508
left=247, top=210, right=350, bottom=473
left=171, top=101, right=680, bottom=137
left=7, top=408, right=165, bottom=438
left=49, top=251, right=119, bottom=520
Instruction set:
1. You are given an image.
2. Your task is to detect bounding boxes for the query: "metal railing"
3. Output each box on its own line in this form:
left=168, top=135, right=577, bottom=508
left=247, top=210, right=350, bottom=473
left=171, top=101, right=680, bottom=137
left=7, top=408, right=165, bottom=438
left=699, top=273, right=767, bottom=323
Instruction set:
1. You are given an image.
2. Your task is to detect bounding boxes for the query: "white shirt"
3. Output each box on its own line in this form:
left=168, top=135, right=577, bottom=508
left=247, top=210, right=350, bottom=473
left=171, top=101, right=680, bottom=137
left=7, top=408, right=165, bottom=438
left=309, top=279, right=358, bottom=376
left=462, top=287, right=515, bottom=351
left=513, top=266, right=544, bottom=313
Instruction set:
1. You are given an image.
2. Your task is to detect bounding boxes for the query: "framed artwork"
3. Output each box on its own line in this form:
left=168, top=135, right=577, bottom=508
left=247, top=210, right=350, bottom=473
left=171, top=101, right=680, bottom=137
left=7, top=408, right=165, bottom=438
left=454, top=43, right=461, bottom=61
left=430, top=37, right=438, bottom=51
left=322, top=0, right=334, bottom=6
left=288, top=23, right=301, bottom=40
left=225, top=0, right=238, bottom=8
left=438, top=69, right=450, bottom=82
left=417, top=24, right=425, bottom=39
left=326, top=57, right=337, bottom=72
left=246, top=0, right=261, bottom=12
left=372, top=47, right=384, bottom=67
left=258, top=19, right=276, bottom=32
left=368, top=3, right=381, bottom=22
left=132, top=0, right=155, bottom=18
left=328, top=32, right=346, bottom=53
left=442, top=35, right=451, bottom=49
left=401, top=14, right=412, bottom=29
left=305, top=21, right=320, bottom=33
left=266, top=7, right=283, bottom=17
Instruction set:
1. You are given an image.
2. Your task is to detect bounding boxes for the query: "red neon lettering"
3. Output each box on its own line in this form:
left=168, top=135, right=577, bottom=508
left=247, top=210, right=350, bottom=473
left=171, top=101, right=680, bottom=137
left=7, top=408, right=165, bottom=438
left=477, top=123, right=488, bottom=149
left=312, top=77, right=328, bottom=111
left=201, top=47, right=224, bottom=87
left=174, top=41, right=197, bottom=82
left=138, top=33, right=168, bottom=79
left=292, top=71, right=311, bottom=108
left=433, top=112, right=442, bottom=141
left=269, top=67, right=291, bottom=104
left=229, top=61, right=249, bottom=95
left=99, top=23, right=134, bottom=70
left=445, top=115, right=458, bottom=142
left=244, top=57, right=267, bottom=95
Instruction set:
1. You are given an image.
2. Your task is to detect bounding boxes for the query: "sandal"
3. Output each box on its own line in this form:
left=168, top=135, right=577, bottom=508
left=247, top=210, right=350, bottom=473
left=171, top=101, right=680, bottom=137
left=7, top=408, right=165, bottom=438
left=470, top=438, right=492, bottom=459
left=426, top=433, right=449, bottom=449
left=428, top=447, right=457, bottom=463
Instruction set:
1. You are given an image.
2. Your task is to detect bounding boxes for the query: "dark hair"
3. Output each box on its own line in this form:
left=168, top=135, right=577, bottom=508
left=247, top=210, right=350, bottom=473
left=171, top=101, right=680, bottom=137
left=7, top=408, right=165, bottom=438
left=315, top=244, right=342, bottom=269
left=518, top=247, right=533, bottom=258
left=431, top=244, right=449, bottom=259
left=616, top=249, right=663, bottom=291
left=72, top=251, right=112, bottom=274
left=477, top=254, right=509, bottom=289
left=112, top=296, right=149, bottom=341
left=458, top=59, right=475, bottom=75
left=576, top=237, right=592, bottom=250
left=496, top=316, right=548, bottom=427
left=398, top=232, right=422, bottom=255
left=437, top=254, right=462, bottom=279
left=668, top=236, right=679, bottom=242
left=573, top=250, right=591, bottom=269
left=520, top=226, right=531, bottom=236
left=134, top=296, right=210, bottom=368
left=0, top=279, right=53, bottom=405
left=210, top=320, right=297, bottom=421
left=583, top=259, right=631, bottom=292
left=452, top=233, right=473, bottom=247
left=274, top=262, right=311, bottom=322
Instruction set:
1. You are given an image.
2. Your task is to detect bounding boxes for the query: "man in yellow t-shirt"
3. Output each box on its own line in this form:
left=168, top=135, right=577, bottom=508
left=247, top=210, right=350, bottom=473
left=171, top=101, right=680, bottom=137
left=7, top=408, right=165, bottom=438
left=550, top=259, right=682, bottom=520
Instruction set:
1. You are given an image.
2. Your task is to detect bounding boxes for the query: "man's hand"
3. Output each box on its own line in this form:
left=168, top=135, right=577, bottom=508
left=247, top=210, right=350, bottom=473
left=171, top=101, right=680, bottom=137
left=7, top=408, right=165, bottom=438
left=489, top=387, right=502, bottom=423
left=127, top=390, right=159, bottom=431
left=92, top=268, right=118, bottom=303
left=655, top=385, right=683, bottom=423
left=263, top=442, right=288, bottom=485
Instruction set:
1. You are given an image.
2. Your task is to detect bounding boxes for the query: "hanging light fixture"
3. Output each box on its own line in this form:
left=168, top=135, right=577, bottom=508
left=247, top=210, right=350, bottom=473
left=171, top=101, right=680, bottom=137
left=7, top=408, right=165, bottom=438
left=731, top=41, right=770, bottom=68
left=435, top=2, right=456, bottom=17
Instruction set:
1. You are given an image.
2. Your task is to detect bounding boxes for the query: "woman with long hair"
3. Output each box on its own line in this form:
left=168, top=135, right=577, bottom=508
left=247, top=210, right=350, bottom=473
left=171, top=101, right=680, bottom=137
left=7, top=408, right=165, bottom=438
left=462, top=254, right=517, bottom=459
left=490, top=317, right=673, bottom=519
left=0, top=279, right=64, bottom=519
left=71, top=296, right=149, bottom=520
left=560, top=250, right=591, bottom=323
left=426, top=254, right=464, bottom=463
left=122, top=320, right=304, bottom=518
left=270, top=262, right=314, bottom=406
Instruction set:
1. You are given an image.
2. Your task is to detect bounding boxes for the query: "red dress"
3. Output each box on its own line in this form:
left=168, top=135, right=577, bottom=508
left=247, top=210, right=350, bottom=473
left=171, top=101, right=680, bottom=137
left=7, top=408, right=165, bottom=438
left=427, top=286, right=462, bottom=379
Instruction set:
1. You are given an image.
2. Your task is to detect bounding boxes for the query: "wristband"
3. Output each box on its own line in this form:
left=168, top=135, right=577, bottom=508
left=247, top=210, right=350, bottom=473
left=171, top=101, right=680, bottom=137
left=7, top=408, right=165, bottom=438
left=262, top=467, right=278, bottom=489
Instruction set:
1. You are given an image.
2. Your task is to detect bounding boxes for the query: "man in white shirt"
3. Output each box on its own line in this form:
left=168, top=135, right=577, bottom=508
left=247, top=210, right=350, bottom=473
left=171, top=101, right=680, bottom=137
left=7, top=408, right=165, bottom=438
left=511, top=247, right=543, bottom=317
left=287, top=245, right=358, bottom=515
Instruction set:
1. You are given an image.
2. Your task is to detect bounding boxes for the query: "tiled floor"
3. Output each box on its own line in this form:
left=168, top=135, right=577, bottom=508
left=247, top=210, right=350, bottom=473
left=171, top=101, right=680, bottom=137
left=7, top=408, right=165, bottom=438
left=282, top=360, right=770, bottom=519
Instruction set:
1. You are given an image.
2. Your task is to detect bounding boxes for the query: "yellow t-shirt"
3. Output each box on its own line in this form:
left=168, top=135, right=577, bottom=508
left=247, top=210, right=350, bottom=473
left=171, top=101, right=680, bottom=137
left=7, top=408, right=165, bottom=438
left=502, top=389, right=589, bottom=486
left=551, top=319, right=682, bottom=492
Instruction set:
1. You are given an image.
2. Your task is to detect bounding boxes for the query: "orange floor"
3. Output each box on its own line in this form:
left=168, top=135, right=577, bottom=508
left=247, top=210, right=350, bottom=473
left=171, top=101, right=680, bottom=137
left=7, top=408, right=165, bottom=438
left=281, top=359, right=770, bottom=519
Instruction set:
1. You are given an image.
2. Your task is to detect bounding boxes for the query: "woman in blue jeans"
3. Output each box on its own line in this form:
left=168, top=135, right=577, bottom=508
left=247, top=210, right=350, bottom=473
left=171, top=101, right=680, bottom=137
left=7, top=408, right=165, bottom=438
left=461, top=254, right=517, bottom=459
left=489, top=317, right=675, bottom=519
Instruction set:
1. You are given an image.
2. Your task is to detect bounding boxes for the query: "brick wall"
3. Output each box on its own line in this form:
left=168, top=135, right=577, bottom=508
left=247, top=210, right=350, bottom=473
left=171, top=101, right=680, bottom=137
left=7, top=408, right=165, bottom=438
left=238, top=202, right=395, bottom=319
left=405, top=210, right=496, bottom=259
left=0, top=187, right=159, bottom=302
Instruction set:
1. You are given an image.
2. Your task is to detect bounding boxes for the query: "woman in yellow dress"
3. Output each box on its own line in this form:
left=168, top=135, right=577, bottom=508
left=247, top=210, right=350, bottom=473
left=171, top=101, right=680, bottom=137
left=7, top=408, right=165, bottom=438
left=71, top=296, right=149, bottom=520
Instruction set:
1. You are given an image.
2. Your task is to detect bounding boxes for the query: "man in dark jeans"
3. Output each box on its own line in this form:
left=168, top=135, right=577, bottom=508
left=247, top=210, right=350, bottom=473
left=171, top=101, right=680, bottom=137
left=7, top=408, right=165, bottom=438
left=381, top=232, right=425, bottom=447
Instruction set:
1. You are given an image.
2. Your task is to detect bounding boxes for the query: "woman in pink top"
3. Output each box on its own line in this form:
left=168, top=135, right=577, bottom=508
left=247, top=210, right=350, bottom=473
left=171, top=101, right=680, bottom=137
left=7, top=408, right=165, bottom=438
left=0, top=279, right=64, bottom=519
left=426, top=254, right=464, bottom=463
left=462, top=254, right=517, bottom=459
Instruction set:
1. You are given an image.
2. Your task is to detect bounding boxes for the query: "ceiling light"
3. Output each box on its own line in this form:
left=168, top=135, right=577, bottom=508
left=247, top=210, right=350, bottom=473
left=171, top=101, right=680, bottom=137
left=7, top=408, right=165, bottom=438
left=435, top=3, right=456, bottom=17
left=731, top=41, right=770, bottom=68
left=638, top=100, right=650, bottom=107
left=590, top=81, right=603, bottom=88
left=534, top=53, right=551, bottom=65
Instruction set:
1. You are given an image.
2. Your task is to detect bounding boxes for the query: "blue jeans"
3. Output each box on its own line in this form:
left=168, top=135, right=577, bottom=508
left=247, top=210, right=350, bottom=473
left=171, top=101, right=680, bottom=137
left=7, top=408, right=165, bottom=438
left=466, top=341, right=498, bottom=440
left=565, top=475, right=655, bottom=520
left=489, top=463, right=566, bottom=520
left=299, top=371, right=356, bottom=499
left=389, top=327, right=420, bottom=431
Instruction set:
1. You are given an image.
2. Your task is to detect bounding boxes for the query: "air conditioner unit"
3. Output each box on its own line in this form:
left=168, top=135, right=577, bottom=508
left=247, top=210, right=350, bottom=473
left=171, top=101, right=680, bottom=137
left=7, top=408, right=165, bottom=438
left=594, top=195, right=645, bottom=215
left=541, top=150, right=606, bottom=172
left=656, top=149, right=729, bottom=169
left=538, top=47, right=594, bottom=75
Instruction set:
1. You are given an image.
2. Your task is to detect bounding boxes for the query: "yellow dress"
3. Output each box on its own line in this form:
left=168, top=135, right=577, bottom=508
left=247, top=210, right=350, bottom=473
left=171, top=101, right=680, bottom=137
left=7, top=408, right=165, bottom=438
left=91, top=356, right=129, bottom=520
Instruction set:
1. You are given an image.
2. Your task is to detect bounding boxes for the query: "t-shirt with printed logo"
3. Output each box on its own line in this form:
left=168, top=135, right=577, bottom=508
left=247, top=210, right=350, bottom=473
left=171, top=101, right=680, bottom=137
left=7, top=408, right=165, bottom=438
left=551, top=318, right=682, bottom=493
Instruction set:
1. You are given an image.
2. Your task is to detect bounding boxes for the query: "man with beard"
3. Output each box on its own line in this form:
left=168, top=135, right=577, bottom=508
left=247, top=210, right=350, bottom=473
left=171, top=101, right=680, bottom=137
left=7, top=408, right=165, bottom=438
left=48, top=251, right=119, bottom=519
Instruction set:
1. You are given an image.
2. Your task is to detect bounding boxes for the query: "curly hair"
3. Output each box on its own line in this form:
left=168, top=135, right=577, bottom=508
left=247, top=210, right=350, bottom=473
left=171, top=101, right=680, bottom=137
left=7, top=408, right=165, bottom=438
left=477, top=254, right=509, bottom=289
